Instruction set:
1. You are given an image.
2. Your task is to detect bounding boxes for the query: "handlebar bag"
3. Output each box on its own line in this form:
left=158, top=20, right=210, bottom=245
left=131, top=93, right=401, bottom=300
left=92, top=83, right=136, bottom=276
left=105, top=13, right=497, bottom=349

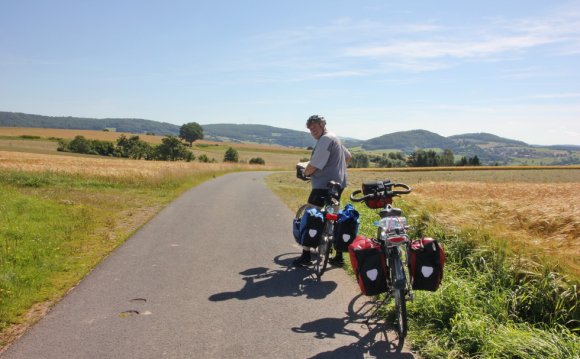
left=362, top=181, right=393, bottom=209
left=333, top=204, right=360, bottom=252
left=408, top=237, right=446, bottom=291
left=348, top=236, right=388, bottom=296
left=297, top=207, right=324, bottom=248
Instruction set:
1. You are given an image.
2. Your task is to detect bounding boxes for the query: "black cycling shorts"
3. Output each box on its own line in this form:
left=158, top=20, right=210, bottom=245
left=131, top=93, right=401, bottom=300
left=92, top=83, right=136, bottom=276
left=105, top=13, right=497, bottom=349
left=308, top=188, right=343, bottom=207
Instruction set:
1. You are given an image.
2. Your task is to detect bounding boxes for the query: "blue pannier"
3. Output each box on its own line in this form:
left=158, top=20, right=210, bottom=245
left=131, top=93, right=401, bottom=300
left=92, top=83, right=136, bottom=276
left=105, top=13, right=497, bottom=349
left=334, top=204, right=360, bottom=252
left=295, top=207, right=324, bottom=248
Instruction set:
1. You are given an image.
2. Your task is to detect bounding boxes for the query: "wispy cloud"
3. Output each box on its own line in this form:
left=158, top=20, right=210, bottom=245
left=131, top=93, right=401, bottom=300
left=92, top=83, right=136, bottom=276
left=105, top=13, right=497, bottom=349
left=344, top=11, right=580, bottom=62
left=246, top=5, right=580, bottom=79
left=344, top=34, right=555, bottom=59
left=528, top=92, right=580, bottom=99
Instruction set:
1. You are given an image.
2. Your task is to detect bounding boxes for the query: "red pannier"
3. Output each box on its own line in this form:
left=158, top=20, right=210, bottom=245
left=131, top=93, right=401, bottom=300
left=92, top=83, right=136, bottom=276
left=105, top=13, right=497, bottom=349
left=348, top=236, right=388, bottom=296
left=362, top=181, right=393, bottom=209
left=408, top=237, right=445, bottom=291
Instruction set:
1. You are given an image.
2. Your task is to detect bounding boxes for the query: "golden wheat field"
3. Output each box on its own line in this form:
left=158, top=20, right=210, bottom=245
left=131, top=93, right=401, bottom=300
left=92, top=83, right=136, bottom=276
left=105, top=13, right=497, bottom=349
left=0, top=150, right=253, bottom=183
left=347, top=170, right=580, bottom=277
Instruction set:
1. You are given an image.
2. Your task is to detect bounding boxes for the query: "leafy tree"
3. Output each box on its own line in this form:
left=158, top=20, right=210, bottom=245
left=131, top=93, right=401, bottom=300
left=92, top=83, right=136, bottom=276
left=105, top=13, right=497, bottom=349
left=457, top=156, right=468, bottom=166
left=223, top=147, right=239, bottom=162
left=409, top=149, right=439, bottom=167
left=349, top=153, right=370, bottom=168
left=439, top=149, right=455, bottom=166
left=155, top=136, right=194, bottom=161
left=249, top=157, right=265, bottom=165
left=388, top=152, right=405, bottom=161
left=92, top=140, right=115, bottom=156
left=115, top=135, right=153, bottom=159
left=68, top=136, right=94, bottom=154
left=179, top=122, right=204, bottom=146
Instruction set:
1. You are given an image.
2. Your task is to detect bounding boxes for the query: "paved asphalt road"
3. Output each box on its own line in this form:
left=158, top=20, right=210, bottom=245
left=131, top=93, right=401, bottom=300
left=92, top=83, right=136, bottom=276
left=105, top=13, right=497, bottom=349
left=1, top=172, right=417, bottom=359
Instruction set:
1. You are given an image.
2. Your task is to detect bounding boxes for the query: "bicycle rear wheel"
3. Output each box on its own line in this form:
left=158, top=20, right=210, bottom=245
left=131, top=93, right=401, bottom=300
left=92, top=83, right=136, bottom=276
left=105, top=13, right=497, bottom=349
left=314, top=222, right=332, bottom=278
left=390, top=250, right=408, bottom=337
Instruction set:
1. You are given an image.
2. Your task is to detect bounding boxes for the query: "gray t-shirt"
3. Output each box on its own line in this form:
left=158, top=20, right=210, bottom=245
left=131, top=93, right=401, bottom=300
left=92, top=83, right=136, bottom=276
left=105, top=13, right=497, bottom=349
left=309, top=131, right=351, bottom=189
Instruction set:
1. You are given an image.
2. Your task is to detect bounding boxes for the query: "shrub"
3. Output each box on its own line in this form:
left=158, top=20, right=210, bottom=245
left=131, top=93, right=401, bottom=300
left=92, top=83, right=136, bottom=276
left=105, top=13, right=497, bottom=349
left=349, top=153, right=369, bottom=168
left=249, top=157, right=265, bottom=165
left=223, top=147, right=239, bottom=162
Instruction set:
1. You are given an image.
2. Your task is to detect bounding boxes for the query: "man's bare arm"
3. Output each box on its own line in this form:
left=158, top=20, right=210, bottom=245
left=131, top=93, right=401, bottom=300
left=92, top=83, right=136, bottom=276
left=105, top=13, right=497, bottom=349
left=304, top=163, right=318, bottom=177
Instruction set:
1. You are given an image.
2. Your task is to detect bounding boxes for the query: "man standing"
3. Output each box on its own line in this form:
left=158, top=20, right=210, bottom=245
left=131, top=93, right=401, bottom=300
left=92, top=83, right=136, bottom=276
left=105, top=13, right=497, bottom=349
left=294, top=115, right=352, bottom=267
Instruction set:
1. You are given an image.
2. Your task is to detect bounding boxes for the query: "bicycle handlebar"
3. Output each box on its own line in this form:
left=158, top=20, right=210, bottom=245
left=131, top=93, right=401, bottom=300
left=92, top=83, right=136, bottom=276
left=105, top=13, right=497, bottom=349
left=349, top=182, right=412, bottom=202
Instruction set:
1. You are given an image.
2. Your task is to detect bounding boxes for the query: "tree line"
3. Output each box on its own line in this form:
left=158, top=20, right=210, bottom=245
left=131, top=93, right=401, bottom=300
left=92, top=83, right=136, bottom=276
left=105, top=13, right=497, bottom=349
left=58, top=134, right=199, bottom=161
left=56, top=122, right=265, bottom=165
left=349, top=149, right=481, bottom=168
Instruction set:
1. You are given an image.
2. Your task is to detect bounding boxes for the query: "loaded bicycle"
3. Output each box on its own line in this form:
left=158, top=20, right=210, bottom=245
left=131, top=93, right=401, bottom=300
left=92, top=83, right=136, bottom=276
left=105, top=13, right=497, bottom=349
left=293, top=180, right=341, bottom=278
left=349, top=180, right=413, bottom=337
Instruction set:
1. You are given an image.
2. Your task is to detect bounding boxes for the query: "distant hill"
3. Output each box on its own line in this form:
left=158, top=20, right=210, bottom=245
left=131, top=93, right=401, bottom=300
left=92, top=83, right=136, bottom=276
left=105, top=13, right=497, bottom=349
left=1, top=111, right=578, bottom=165
left=363, top=129, right=460, bottom=152
left=203, top=124, right=314, bottom=148
left=541, top=144, right=580, bottom=151
left=448, top=133, right=528, bottom=146
left=0, top=111, right=181, bottom=135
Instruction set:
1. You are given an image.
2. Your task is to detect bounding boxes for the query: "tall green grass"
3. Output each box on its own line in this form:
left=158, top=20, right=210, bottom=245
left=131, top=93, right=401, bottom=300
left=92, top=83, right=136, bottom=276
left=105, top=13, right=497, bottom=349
left=387, top=203, right=580, bottom=358
left=0, top=187, right=94, bottom=327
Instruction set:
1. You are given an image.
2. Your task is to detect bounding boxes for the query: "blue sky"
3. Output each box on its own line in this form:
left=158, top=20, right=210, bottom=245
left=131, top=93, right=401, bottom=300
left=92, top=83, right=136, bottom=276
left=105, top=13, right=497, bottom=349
left=1, top=1, right=579, bottom=145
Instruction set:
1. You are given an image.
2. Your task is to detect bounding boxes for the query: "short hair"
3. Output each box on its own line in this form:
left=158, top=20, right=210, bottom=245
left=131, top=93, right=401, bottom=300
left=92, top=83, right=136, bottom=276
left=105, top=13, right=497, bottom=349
left=306, top=115, right=326, bottom=127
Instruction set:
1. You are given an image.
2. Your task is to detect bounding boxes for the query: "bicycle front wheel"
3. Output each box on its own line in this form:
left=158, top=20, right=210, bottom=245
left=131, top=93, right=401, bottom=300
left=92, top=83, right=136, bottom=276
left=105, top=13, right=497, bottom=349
left=391, top=250, right=408, bottom=337
left=314, top=222, right=332, bottom=278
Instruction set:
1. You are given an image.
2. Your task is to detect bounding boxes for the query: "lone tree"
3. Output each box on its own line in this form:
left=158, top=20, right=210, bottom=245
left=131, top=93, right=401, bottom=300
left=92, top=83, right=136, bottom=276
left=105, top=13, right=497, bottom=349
left=223, top=147, right=239, bottom=162
left=179, top=122, right=204, bottom=146
left=156, top=136, right=194, bottom=161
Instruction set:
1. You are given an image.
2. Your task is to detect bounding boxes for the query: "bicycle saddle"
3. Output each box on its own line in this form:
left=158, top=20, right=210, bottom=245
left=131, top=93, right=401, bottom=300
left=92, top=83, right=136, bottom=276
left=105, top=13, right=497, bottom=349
left=379, top=205, right=402, bottom=218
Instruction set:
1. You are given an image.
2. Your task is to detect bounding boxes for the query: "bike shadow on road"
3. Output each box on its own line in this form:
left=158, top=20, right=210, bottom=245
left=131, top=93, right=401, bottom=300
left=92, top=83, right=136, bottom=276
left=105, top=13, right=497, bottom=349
left=208, top=253, right=338, bottom=302
left=291, top=293, right=416, bottom=359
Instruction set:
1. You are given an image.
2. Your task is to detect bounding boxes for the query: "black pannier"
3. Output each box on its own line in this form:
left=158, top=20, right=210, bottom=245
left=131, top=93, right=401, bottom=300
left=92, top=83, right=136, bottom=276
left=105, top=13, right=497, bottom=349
left=408, top=237, right=446, bottom=291
left=333, top=204, right=360, bottom=252
left=348, top=236, right=388, bottom=296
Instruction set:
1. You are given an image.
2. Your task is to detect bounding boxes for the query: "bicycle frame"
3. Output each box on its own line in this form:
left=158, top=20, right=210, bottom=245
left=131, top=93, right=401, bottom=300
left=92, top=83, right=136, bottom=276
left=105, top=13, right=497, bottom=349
left=295, top=180, right=342, bottom=279
left=375, top=213, right=413, bottom=337
left=349, top=181, right=414, bottom=338
left=313, top=184, right=341, bottom=278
